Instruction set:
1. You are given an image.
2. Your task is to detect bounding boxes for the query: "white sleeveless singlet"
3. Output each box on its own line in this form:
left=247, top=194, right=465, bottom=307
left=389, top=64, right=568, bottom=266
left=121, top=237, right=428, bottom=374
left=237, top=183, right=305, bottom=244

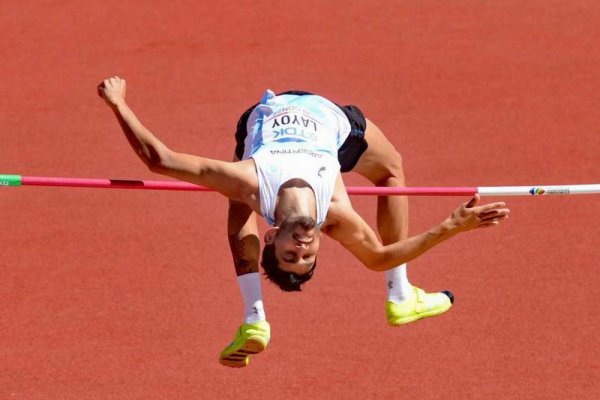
left=243, top=90, right=352, bottom=226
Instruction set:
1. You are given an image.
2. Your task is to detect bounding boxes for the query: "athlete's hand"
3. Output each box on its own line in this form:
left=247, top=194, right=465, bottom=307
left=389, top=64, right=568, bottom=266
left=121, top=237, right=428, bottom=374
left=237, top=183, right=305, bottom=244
left=97, top=76, right=126, bottom=108
left=447, top=194, right=510, bottom=233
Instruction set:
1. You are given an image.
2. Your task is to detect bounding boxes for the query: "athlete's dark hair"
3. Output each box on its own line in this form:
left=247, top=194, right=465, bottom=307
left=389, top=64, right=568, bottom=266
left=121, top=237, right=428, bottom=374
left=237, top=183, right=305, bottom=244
left=261, top=243, right=316, bottom=292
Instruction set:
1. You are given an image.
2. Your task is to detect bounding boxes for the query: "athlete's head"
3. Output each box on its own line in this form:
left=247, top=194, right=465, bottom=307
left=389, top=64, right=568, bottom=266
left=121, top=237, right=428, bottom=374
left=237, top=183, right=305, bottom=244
left=261, top=216, right=320, bottom=291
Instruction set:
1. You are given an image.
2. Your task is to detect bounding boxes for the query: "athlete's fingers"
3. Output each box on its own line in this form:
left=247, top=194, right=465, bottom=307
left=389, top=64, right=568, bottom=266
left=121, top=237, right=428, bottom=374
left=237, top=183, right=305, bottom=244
left=480, top=222, right=496, bottom=228
left=479, top=208, right=510, bottom=220
left=465, top=194, right=480, bottom=208
left=480, top=220, right=502, bottom=228
left=97, top=82, right=104, bottom=97
left=479, top=213, right=509, bottom=224
left=475, top=202, right=507, bottom=214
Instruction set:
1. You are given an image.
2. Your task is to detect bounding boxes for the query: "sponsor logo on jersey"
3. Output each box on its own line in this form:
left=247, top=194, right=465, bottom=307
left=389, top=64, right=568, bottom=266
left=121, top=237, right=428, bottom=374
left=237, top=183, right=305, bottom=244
left=267, top=111, right=319, bottom=143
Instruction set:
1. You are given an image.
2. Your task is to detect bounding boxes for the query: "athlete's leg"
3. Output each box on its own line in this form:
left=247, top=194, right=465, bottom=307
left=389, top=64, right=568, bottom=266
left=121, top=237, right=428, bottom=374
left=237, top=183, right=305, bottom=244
left=352, top=119, right=412, bottom=303
left=219, top=143, right=270, bottom=367
left=227, top=195, right=265, bottom=323
left=353, top=119, right=408, bottom=244
left=227, top=103, right=268, bottom=327
left=352, top=119, right=453, bottom=325
left=221, top=210, right=270, bottom=369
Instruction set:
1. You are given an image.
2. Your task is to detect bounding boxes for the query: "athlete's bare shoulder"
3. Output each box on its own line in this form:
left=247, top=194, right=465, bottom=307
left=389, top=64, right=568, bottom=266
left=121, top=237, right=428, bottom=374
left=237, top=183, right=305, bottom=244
left=232, top=158, right=258, bottom=183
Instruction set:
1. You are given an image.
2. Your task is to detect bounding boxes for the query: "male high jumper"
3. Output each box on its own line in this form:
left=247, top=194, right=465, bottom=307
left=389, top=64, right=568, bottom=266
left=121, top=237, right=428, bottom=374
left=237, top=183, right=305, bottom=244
left=98, top=76, right=509, bottom=367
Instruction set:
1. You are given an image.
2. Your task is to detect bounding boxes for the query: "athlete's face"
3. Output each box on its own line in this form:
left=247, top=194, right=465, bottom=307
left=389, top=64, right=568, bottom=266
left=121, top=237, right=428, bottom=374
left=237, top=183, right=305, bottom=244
left=266, top=216, right=321, bottom=275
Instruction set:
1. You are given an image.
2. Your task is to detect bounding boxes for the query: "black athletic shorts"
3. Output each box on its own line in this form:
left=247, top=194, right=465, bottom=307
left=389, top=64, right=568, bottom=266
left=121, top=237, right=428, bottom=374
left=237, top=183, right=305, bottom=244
left=234, top=90, right=368, bottom=172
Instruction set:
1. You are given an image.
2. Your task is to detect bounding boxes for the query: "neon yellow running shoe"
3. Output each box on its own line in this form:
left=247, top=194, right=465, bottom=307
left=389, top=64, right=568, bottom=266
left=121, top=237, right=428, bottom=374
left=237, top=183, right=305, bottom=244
left=219, top=321, right=270, bottom=368
left=386, top=287, right=454, bottom=326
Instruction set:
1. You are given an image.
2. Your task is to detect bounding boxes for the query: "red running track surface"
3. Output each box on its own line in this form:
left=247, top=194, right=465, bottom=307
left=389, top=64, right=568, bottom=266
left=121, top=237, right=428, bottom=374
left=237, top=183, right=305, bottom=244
left=0, top=1, right=598, bottom=399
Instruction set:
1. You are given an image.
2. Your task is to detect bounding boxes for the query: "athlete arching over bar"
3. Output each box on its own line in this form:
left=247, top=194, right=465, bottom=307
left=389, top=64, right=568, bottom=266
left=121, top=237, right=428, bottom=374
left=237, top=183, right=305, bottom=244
left=98, top=76, right=510, bottom=368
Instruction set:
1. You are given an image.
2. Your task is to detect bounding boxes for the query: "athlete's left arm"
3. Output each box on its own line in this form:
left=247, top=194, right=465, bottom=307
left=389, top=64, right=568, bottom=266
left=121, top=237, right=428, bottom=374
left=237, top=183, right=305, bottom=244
left=323, top=175, right=387, bottom=269
left=325, top=176, right=510, bottom=271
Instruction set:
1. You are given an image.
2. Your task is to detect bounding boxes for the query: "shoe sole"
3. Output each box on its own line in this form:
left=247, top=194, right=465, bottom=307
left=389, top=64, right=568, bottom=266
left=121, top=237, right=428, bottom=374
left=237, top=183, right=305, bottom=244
left=219, top=336, right=268, bottom=368
left=388, top=302, right=453, bottom=326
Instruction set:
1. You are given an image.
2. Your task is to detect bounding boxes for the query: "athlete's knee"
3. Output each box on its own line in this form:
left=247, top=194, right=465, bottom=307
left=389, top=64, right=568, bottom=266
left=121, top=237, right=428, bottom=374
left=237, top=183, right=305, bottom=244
left=374, top=150, right=405, bottom=186
left=390, top=150, right=404, bottom=175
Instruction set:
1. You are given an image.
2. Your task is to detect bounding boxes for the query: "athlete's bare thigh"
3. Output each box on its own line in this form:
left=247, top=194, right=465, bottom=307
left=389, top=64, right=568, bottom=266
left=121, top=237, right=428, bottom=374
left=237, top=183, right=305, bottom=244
left=352, top=119, right=404, bottom=184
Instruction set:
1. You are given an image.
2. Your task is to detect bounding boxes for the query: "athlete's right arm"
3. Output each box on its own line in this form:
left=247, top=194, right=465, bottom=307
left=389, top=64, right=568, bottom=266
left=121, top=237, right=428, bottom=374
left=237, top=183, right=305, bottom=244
left=98, top=76, right=256, bottom=201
